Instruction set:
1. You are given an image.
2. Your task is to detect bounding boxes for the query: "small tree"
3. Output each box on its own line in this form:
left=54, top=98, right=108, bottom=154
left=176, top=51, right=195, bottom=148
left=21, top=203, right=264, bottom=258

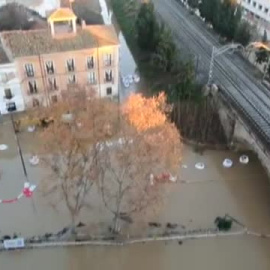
left=262, top=29, right=268, bottom=43
left=151, top=23, right=177, bottom=72
left=188, top=0, right=199, bottom=9
left=234, top=21, right=252, bottom=46
left=0, top=3, right=33, bottom=31
left=98, top=93, right=181, bottom=233
left=255, top=48, right=269, bottom=64
left=38, top=93, right=119, bottom=231
left=199, top=0, right=219, bottom=23
left=171, top=60, right=196, bottom=101
left=135, top=1, right=159, bottom=51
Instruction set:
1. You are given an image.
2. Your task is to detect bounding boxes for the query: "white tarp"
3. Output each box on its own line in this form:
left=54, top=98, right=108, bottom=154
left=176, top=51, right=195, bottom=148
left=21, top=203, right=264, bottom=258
left=4, top=238, right=25, bottom=249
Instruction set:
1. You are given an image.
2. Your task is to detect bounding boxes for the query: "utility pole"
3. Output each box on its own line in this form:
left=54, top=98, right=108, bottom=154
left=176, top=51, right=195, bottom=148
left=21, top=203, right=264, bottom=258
left=10, top=113, right=28, bottom=180
left=207, top=47, right=215, bottom=85
left=207, top=43, right=244, bottom=86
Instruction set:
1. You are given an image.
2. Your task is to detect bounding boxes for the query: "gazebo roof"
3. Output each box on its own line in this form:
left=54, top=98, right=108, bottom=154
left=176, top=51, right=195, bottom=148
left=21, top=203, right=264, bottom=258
left=48, top=8, right=77, bottom=23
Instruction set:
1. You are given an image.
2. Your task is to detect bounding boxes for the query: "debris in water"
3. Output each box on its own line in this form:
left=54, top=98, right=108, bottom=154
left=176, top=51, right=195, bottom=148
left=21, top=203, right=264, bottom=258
left=0, top=144, right=8, bottom=151
left=76, top=222, right=86, bottom=228
left=148, top=222, right=161, bottom=228
left=133, top=74, right=140, bottom=83
left=29, top=155, right=39, bottom=166
left=195, top=162, right=205, bottom=170
left=223, top=158, right=233, bottom=168
left=166, top=223, right=178, bottom=229
left=239, top=155, right=249, bottom=164
left=27, top=126, right=35, bottom=132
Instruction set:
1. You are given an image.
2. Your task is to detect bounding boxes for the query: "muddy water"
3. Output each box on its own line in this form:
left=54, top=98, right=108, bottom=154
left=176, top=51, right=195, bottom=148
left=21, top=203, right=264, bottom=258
left=1, top=119, right=270, bottom=269
left=1, top=2, right=270, bottom=269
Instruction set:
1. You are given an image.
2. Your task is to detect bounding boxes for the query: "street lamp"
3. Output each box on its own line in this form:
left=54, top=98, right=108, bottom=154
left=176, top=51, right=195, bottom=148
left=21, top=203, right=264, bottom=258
left=207, top=43, right=244, bottom=85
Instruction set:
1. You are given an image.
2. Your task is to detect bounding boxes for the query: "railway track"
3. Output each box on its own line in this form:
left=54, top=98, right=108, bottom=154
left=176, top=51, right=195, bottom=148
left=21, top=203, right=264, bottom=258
left=155, top=0, right=270, bottom=147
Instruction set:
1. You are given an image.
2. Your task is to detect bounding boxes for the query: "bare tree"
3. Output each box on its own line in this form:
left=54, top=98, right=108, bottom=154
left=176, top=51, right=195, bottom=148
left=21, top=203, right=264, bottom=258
left=98, top=93, right=181, bottom=232
left=37, top=93, right=119, bottom=231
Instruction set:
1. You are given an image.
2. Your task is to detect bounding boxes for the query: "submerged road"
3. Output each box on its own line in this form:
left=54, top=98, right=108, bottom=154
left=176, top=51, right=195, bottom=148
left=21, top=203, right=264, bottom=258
left=154, top=0, right=270, bottom=149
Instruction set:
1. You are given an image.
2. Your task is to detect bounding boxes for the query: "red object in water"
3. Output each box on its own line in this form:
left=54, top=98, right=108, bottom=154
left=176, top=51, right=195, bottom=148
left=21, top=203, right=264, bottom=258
left=154, top=173, right=170, bottom=183
left=2, top=198, right=18, bottom=204
left=23, top=188, right=33, bottom=198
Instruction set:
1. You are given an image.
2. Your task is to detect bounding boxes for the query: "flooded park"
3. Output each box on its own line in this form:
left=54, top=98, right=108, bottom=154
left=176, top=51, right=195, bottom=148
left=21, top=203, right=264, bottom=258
left=1, top=117, right=270, bottom=269
left=0, top=0, right=270, bottom=269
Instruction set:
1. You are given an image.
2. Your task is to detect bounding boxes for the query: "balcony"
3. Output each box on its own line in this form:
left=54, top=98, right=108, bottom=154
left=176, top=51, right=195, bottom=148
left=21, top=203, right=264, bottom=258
left=28, top=90, right=38, bottom=95
left=46, top=68, right=55, bottom=75
left=49, top=85, right=58, bottom=91
left=104, top=60, right=112, bottom=67
left=88, top=80, right=97, bottom=85
left=67, top=65, right=75, bottom=72
left=3, top=92, right=13, bottom=100
left=6, top=102, right=16, bottom=112
left=104, top=78, right=114, bottom=84
left=25, top=71, right=35, bottom=78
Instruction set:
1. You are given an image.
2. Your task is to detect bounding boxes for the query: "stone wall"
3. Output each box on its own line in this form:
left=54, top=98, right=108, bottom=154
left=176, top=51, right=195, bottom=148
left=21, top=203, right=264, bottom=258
left=217, top=94, right=270, bottom=177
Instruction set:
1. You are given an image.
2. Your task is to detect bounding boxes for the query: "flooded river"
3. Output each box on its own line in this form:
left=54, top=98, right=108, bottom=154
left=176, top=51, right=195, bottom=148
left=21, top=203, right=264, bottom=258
left=1, top=119, right=270, bottom=269
left=0, top=1, right=270, bottom=269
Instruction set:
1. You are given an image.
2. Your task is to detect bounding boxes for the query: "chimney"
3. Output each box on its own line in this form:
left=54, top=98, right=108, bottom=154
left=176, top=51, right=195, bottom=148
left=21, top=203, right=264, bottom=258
left=71, top=18, right=77, bottom=33
left=81, top=20, right=86, bottom=29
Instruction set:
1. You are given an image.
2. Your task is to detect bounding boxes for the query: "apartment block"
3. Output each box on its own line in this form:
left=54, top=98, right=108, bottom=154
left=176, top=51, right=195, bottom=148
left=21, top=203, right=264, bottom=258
left=0, top=8, right=120, bottom=110
left=240, top=0, right=270, bottom=36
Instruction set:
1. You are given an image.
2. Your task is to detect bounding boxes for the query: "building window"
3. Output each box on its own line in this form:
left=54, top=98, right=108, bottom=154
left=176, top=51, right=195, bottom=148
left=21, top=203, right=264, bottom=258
left=45, top=61, right=55, bottom=74
left=51, top=95, right=58, bottom=103
left=88, top=72, right=96, bottom=84
left=67, top=59, right=75, bottom=72
left=48, top=77, right=57, bottom=91
left=6, top=102, right=16, bottom=112
left=28, top=81, right=38, bottom=94
left=87, top=56, right=94, bottom=69
left=33, top=98, right=39, bottom=107
left=255, top=14, right=260, bottom=19
left=106, top=87, right=112, bottom=96
left=247, top=0, right=251, bottom=3
left=104, top=53, right=112, bottom=66
left=265, top=7, right=269, bottom=13
left=105, top=70, right=113, bottom=82
left=253, top=1, right=256, bottom=7
left=68, top=74, right=76, bottom=84
left=259, top=4, right=262, bottom=10
left=25, top=63, right=34, bottom=77
left=4, top=88, right=12, bottom=99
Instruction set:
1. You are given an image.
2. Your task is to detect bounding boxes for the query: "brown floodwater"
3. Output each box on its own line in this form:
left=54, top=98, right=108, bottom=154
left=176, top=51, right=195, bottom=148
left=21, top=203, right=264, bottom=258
left=1, top=118, right=270, bottom=269
left=1, top=1, right=270, bottom=266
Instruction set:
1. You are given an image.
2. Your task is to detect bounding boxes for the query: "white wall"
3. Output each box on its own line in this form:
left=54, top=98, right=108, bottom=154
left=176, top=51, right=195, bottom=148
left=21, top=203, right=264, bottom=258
left=240, top=0, right=270, bottom=22
left=240, top=0, right=270, bottom=36
left=0, top=63, right=25, bottom=114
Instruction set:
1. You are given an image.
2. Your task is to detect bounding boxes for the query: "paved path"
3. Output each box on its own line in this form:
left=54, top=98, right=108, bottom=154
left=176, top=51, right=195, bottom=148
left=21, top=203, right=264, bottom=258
left=154, top=0, right=270, bottom=149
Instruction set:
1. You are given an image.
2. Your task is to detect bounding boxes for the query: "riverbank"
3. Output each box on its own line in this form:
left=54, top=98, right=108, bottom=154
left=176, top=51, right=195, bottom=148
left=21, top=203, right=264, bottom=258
left=0, top=227, right=245, bottom=252
left=3, top=225, right=270, bottom=253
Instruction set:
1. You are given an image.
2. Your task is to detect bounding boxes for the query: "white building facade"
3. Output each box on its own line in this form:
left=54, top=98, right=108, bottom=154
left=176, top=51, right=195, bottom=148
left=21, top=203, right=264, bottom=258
left=240, top=0, right=270, bottom=37
left=0, top=63, right=25, bottom=114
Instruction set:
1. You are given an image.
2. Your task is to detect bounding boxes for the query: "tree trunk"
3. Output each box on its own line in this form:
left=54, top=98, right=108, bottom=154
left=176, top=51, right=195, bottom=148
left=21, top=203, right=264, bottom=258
left=112, top=214, right=121, bottom=234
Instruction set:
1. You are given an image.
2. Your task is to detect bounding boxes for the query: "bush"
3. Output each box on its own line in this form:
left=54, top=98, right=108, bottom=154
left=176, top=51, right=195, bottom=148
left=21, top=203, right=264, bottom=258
left=0, top=3, right=33, bottom=31
left=135, top=1, right=159, bottom=51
